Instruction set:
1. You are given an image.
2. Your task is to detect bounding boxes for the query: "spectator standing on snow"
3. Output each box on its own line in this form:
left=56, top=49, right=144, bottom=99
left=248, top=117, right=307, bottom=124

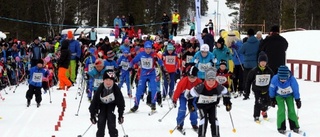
left=29, top=37, right=47, bottom=67
left=171, top=10, right=180, bottom=36
left=57, top=40, right=72, bottom=91
left=66, top=31, right=81, bottom=85
left=205, top=19, right=214, bottom=36
left=114, top=16, right=122, bottom=38
left=128, top=13, right=135, bottom=26
left=202, top=28, right=215, bottom=52
left=88, top=27, right=98, bottom=46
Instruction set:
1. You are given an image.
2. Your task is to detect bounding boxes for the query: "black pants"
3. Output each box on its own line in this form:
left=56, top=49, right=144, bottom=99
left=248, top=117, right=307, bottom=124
left=171, top=24, right=178, bottom=36
left=96, top=107, right=118, bottom=137
left=233, top=65, right=244, bottom=92
left=198, top=106, right=219, bottom=137
left=147, top=91, right=162, bottom=105
left=253, top=91, right=270, bottom=117
left=42, top=81, right=49, bottom=91
left=243, top=67, right=253, bottom=98
left=26, top=85, right=42, bottom=103
left=90, top=40, right=96, bottom=46
left=189, top=29, right=195, bottom=36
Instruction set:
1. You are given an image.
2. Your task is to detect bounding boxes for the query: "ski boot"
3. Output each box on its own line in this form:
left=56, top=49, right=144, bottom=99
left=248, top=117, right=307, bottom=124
left=261, top=111, right=268, bottom=120
left=254, top=117, right=260, bottom=123
left=37, top=103, right=41, bottom=108
left=151, top=104, right=156, bottom=111
left=27, top=100, right=31, bottom=107
left=293, top=128, right=299, bottom=133
left=192, top=125, right=199, bottom=132
left=278, top=129, right=286, bottom=134
left=130, top=106, right=139, bottom=112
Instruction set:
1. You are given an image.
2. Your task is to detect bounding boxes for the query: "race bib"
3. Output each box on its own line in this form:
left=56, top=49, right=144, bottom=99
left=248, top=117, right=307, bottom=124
left=88, top=64, right=94, bottom=72
left=165, top=55, right=176, bottom=65
left=277, top=86, right=293, bottom=95
left=32, top=73, right=43, bottom=83
left=198, top=95, right=217, bottom=104
left=216, top=76, right=227, bottom=84
left=186, top=55, right=193, bottom=63
left=117, top=53, right=123, bottom=59
left=141, top=58, right=153, bottom=69
left=255, top=74, right=271, bottom=86
left=105, top=65, right=114, bottom=70
left=121, top=61, right=129, bottom=70
left=198, top=63, right=211, bottom=72
left=94, top=79, right=103, bottom=88
left=100, top=93, right=115, bottom=104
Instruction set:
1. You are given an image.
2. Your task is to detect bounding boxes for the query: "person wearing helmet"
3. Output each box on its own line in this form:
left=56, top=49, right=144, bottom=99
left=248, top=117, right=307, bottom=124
left=190, top=44, right=215, bottom=81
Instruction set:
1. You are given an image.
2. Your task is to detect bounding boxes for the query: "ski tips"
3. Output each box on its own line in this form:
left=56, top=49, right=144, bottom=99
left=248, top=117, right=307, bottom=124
left=232, top=128, right=236, bottom=133
left=169, top=130, right=173, bottom=134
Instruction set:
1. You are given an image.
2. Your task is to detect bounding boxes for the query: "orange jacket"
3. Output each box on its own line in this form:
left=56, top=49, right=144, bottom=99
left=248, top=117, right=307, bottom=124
left=163, top=52, right=178, bottom=73
left=172, top=76, right=203, bottom=102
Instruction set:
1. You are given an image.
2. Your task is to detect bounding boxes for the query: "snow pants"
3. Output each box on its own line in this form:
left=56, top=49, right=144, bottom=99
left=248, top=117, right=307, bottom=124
left=198, top=106, right=219, bottom=137
left=67, top=60, right=76, bottom=83
left=26, top=85, right=42, bottom=103
left=134, top=74, right=157, bottom=106
left=176, top=94, right=198, bottom=127
left=96, top=107, right=118, bottom=137
left=163, top=72, right=175, bottom=98
left=58, top=67, right=72, bottom=89
left=118, top=71, right=131, bottom=95
left=253, top=90, right=269, bottom=118
left=276, top=95, right=299, bottom=130
left=232, top=65, right=244, bottom=92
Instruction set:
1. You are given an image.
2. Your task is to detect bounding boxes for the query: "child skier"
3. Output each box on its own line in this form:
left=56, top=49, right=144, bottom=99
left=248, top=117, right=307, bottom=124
left=117, top=49, right=132, bottom=97
left=89, top=70, right=125, bottom=137
left=269, top=65, right=301, bottom=134
left=86, top=59, right=107, bottom=101
left=216, top=60, right=234, bottom=89
left=191, top=44, right=215, bottom=81
left=245, top=53, right=274, bottom=122
left=26, top=59, right=49, bottom=107
left=185, top=67, right=232, bottom=137
left=172, top=63, right=203, bottom=132
left=162, top=43, right=178, bottom=99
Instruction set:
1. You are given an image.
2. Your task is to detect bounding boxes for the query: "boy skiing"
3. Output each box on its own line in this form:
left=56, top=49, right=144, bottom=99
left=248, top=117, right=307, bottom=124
left=86, top=59, right=106, bottom=101
left=269, top=65, right=301, bottom=134
left=117, top=49, right=132, bottom=97
left=89, top=70, right=125, bottom=137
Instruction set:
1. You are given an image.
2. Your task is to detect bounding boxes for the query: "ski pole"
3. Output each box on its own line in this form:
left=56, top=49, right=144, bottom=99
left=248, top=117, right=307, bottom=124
left=0, top=80, right=8, bottom=94
left=0, top=91, right=5, bottom=100
left=120, top=124, right=129, bottom=137
left=297, top=109, right=299, bottom=120
left=75, top=74, right=84, bottom=100
left=48, top=81, right=52, bottom=103
left=228, top=111, right=236, bottom=133
left=77, top=124, right=93, bottom=137
left=75, top=85, right=86, bottom=116
left=232, top=48, right=244, bottom=71
left=169, top=111, right=190, bottom=134
left=158, top=107, right=173, bottom=122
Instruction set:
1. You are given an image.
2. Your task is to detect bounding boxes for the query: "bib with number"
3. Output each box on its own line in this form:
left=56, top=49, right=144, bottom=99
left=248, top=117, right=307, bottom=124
left=186, top=55, right=193, bottom=63
left=277, top=86, right=293, bottom=95
left=198, top=95, right=217, bottom=104
left=141, top=58, right=153, bottom=69
left=94, top=79, right=103, bottom=88
left=100, top=93, right=115, bottom=104
left=105, top=65, right=114, bottom=70
left=88, top=64, right=94, bottom=72
left=121, top=61, right=129, bottom=70
left=255, top=74, right=271, bottom=86
left=198, top=63, right=211, bottom=72
left=32, top=73, right=43, bottom=83
left=165, top=55, right=176, bottom=65
left=216, top=76, right=227, bottom=84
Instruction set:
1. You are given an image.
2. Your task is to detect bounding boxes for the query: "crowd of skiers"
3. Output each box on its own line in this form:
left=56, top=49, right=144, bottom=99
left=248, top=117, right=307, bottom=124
left=0, top=18, right=302, bottom=136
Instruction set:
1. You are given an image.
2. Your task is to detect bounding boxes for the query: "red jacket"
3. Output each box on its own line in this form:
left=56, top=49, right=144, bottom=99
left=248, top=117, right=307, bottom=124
left=163, top=52, right=178, bottom=73
left=216, top=68, right=232, bottom=87
left=172, top=76, right=203, bottom=102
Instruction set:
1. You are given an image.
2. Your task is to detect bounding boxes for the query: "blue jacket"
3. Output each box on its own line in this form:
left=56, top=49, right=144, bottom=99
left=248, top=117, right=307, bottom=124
left=212, top=45, right=232, bottom=68
left=130, top=51, right=164, bottom=76
left=191, top=51, right=215, bottom=79
left=113, top=17, right=122, bottom=28
left=85, top=55, right=96, bottom=72
left=119, top=44, right=130, bottom=53
left=231, top=41, right=244, bottom=65
left=28, top=66, right=49, bottom=87
left=269, top=74, right=300, bottom=99
left=238, top=36, right=260, bottom=68
left=69, top=39, right=81, bottom=60
left=88, top=68, right=106, bottom=91
left=117, top=55, right=131, bottom=72
left=104, top=60, right=118, bottom=70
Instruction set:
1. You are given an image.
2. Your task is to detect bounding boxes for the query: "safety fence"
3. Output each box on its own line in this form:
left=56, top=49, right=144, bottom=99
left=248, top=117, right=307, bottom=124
left=287, top=59, right=320, bottom=82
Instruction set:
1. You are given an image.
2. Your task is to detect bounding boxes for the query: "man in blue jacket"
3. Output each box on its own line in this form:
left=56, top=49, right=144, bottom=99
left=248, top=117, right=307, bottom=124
left=238, top=29, right=260, bottom=100
left=26, top=59, right=49, bottom=107
left=67, top=31, right=81, bottom=84
left=114, top=16, right=122, bottom=38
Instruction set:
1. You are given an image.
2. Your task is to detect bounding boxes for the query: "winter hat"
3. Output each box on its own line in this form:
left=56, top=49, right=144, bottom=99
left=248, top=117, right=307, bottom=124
left=15, top=56, right=20, bottom=62
left=270, top=25, right=280, bottom=32
left=205, top=67, right=217, bottom=80
left=277, top=65, right=290, bottom=80
left=103, top=70, right=115, bottom=80
left=124, top=38, right=130, bottom=43
left=61, top=40, right=69, bottom=50
left=107, top=51, right=115, bottom=58
left=185, top=63, right=198, bottom=77
left=67, top=31, right=73, bottom=39
left=200, top=44, right=210, bottom=52
left=258, top=52, right=268, bottom=62
left=247, top=29, right=255, bottom=36
left=104, top=36, right=109, bottom=42
left=44, top=56, right=51, bottom=63
left=144, top=41, right=153, bottom=48
left=95, top=58, right=104, bottom=67
left=122, top=49, right=130, bottom=54
left=134, top=46, right=140, bottom=52
left=166, top=43, right=175, bottom=51
left=37, top=59, right=44, bottom=65
left=217, top=37, right=225, bottom=45
left=34, top=37, right=39, bottom=41
left=202, top=28, right=209, bottom=34
left=219, top=60, right=227, bottom=66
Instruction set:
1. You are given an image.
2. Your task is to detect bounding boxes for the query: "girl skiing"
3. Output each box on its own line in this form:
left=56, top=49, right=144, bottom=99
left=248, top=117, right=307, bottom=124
left=86, top=59, right=106, bottom=101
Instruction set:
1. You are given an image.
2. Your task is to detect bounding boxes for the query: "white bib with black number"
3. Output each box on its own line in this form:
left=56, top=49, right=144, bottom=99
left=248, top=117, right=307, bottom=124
left=141, top=58, right=153, bottom=69
left=186, top=55, right=193, bottom=63
left=100, top=93, right=115, bottom=104
left=105, top=65, right=114, bottom=70
left=165, top=55, right=176, bottom=65
left=216, top=76, right=227, bottom=84
left=88, top=64, right=94, bottom=72
left=277, top=86, right=293, bottom=95
left=255, top=74, right=271, bottom=86
left=198, top=95, right=217, bottom=104
left=198, top=63, right=211, bottom=72
left=121, top=61, right=129, bottom=70
left=32, top=73, right=43, bottom=83
left=94, top=79, right=103, bottom=88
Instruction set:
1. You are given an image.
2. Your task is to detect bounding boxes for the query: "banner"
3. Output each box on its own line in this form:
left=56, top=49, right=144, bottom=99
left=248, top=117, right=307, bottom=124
left=195, top=0, right=203, bottom=45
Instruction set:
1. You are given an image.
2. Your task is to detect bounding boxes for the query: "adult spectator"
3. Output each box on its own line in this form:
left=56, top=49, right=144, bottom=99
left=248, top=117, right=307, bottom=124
left=170, top=10, right=180, bottom=36
left=259, top=25, right=288, bottom=73
left=29, top=37, right=46, bottom=67
left=67, top=31, right=81, bottom=84
left=201, top=28, right=214, bottom=52
left=162, top=12, right=170, bottom=29
left=128, top=13, right=135, bottom=26
left=256, top=31, right=264, bottom=42
left=121, top=15, right=127, bottom=27
left=238, top=29, right=260, bottom=100
left=88, top=27, right=98, bottom=46
left=113, top=16, right=122, bottom=38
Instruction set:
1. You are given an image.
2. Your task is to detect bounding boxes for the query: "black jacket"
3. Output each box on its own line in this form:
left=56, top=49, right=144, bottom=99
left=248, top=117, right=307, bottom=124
left=58, top=42, right=71, bottom=69
left=202, top=33, right=215, bottom=52
left=259, top=34, right=288, bottom=73
left=89, top=83, right=125, bottom=118
left=245, top=66, right=274, bottom=93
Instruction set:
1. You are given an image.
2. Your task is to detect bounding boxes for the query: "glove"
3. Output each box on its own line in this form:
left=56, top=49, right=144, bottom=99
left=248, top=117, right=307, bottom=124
left=118, top=116, right=124, bottom=124
left=153, top=57, right=158, bottom=61
left=187, top=99, right=196, bottom=112
left=118, top=66, right=122, bottom=70
left=226, top=104, right=232, bottom=111
left=295, top=99, right=301, bottom=109
left=90, top=114, right=97, bottom=124
left=270, top=98, right=276, bottom=107
left=84, top=73, right=89, bottom=80
left=224, top=100, right=232, bottom=111
left=128, top=67, right=133, bottom=71
left=228, top=71, right=235, bottom=79
left=172, top=100, right=177, bottom=108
